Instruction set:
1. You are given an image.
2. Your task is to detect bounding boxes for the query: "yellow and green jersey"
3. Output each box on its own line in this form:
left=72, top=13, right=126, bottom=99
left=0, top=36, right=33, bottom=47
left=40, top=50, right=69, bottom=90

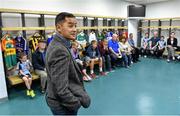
left=1, top=34, right=17, bottom=70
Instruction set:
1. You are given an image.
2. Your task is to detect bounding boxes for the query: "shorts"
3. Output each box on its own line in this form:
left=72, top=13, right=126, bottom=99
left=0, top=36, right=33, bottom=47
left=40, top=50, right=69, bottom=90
left=20, top=73, right=32, bottom=78
left=81, top=56, right=91, bottom=63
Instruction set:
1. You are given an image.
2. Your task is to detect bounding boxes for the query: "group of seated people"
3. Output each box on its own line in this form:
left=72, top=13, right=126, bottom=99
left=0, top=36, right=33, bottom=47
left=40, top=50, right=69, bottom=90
left=71, top=32, right=140, bottom=81
left=18, top=30, right=179, bottom=97
left=140, top=31, right=180, bottom=62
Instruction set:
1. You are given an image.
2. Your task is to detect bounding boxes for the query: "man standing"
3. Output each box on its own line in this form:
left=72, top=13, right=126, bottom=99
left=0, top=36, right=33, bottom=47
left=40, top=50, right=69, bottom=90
left=45, top=12, right=90, bottom=115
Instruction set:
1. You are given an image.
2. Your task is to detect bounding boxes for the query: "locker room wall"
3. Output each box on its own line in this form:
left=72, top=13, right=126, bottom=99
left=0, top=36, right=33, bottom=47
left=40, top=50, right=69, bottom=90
left=0, top=0, right=135, bottom=17
left=0, top=0, right=137, bottom=38
left=146, top=0, right=180, bottom=18
left=146, top=0, right=180, bottom=46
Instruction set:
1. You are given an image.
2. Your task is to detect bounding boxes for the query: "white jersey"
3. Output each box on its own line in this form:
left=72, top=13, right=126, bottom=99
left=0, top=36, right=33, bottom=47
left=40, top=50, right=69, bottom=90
left=89, top=32, right=97, bottom=43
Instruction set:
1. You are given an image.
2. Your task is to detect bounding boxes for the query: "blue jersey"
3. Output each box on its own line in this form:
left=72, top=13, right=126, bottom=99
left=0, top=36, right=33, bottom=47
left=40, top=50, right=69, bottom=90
left=15, top=36, right=28, bottom=55
left=47, top=35, right=54, bottom=46
left=18, top=60, right=32, bottom=75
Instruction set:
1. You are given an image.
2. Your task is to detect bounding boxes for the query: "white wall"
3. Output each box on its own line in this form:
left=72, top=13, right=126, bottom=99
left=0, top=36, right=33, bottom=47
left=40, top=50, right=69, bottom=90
left=128, top=19, right=138, bottom=47
left=145, top=0, right=180, bottom=46
left=0, top=47, right=8, bottom=100
left=0, top=0, right=133, bottom=17
left=146, top=0, right=180, bottom=18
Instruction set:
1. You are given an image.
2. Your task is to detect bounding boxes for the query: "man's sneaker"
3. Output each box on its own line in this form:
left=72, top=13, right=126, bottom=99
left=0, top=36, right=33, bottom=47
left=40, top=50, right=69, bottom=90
left=177, top=56, right=180, bottom=60
left=172, top=57, right=175, bottom=61
left=83, top=76, right=89, bottom=82
left=41, top=90, right=45, bottom=94
left=109, top=69, right=115, bottom=73
left=167, top=59, right=170, bottom=62
left=90, top=73, right=96, bottom=79
left=100, top=72, right=107, bottom=76
left=26, top=90, right=30, bottom=96
left=125, top=66, right=130, bottom=68
left=30, top=90, right=36, bottom=98
left=86, top=75, right=92, bottom=81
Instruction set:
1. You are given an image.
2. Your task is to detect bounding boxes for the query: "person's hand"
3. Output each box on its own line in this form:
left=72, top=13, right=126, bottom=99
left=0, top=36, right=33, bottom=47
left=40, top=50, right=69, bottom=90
left=79, top=61, right=83, bottom=66
left=167, top=45, right=172, bottom=48
left=117, top=55, right=122, bottom=58
left=95, top=57, right=99, bottom=61
left=116, top=53, right=122, bottom=58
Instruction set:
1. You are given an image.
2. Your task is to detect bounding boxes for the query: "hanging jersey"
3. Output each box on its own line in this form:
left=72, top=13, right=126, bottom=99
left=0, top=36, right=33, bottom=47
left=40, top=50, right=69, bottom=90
left=89, top=32, right=97, bottom=43
left=15, top=36, right=28, bottom=56
left=29, top=33, right=44, bottom=53
left=1, top=34, right=17, bottom=69
left=47, top=34, right=54, bottom=46
left=97, top=33, right=105, bottom=41
left=106, top=31, right=113, bottom=40
left=77, top=32, right=87, bottom=44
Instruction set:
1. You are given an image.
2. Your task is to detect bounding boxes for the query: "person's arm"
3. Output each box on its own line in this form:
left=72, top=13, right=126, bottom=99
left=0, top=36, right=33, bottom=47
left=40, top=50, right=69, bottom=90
left=152, top=42, right=158, bottom=50
left=96, top=48, right=101, bottom=58
left=149, top=39, right=152, bottom=49
left=19, top=70, right=26, bottom=76
left=167, top=38, right=172, bottom=48
left=47, top=48, right=82, bottom=111
left=174, top=38, right=178, bottom=48
left=109, top=47, right=118, bottom=56
left=86, top=46, right=93, bottom=58
left=32, top=53, right=45, bottom=70
left=19, top=65, right=25, bottom=76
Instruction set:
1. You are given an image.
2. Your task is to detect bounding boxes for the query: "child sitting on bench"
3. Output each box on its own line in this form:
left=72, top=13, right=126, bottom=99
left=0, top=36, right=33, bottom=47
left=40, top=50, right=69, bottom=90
left=17, top=52, right=35, bottom=98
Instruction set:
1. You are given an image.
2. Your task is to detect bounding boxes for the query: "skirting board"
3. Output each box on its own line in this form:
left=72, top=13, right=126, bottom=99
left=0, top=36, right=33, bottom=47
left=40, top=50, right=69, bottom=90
left=0, top=97, right=8, bottom=104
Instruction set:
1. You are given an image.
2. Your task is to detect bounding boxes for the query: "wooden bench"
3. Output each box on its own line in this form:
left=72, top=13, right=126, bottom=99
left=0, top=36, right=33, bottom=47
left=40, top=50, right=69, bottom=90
left=7, top=73, right=40, bottom=86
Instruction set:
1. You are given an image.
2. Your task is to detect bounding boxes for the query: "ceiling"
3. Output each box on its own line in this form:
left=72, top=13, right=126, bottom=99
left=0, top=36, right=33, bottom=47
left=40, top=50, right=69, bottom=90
left=123, top=0, right=171, bottom=5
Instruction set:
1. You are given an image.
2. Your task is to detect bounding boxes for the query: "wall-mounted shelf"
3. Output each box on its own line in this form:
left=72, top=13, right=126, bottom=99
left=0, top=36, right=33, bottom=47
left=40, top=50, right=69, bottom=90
left=2, top=26, right=128, bottom=31
left=0, top=8, right=126, bottom=19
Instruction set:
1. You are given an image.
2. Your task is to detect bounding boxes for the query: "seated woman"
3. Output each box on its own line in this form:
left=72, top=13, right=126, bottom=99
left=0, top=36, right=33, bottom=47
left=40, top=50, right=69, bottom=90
left=119, top=37, right=132, bottom=68
left=167, top=32, right=178, bottom=62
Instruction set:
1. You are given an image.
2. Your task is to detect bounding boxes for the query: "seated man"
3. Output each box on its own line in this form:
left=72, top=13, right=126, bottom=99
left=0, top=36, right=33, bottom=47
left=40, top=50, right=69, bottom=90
left=141, top=33, right=150, bottom=58
left=86, top=40, right=106, bottom=78
left=32, top=40, right=47, bottom=93
left=155, top=36, right=166, bottom=58
left=128, top=33, right=140, bottom=63
left=98, top=39, right=113, bottom=72
left=108, top=34, right=122, bottom=69
left=119, top=37, right=132, bottom=68
left=149, top=31, right=160, bottom=57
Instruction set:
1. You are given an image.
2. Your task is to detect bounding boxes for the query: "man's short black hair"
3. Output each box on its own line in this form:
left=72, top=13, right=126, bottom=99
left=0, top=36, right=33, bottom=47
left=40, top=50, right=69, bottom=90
left=55, top=12, right=75, bottom=25
left=171, top=32, right=175, bottom=34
